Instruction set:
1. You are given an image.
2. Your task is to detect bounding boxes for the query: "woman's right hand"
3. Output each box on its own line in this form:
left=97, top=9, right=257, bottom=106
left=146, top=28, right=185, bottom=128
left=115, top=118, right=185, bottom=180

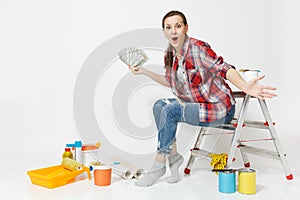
left=128, top=64, right=145, bottom=75
left=128, top=64, right=170, bottom=87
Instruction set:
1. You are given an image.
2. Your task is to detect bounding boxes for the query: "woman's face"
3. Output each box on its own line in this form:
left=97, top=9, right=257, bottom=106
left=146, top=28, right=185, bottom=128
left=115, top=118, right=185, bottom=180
left=163, top=15, right=188, bottom=52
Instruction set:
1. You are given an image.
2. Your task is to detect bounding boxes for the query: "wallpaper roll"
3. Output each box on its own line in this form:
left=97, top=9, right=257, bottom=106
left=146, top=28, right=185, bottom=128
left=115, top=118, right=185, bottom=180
left=112, top=165, right=134, bottom=180
left=109, top=157, right=144, bottom=179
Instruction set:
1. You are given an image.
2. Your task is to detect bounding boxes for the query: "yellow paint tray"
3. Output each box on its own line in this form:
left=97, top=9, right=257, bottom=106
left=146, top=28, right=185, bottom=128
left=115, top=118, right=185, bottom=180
left=27, top=165, right=91, bottom=189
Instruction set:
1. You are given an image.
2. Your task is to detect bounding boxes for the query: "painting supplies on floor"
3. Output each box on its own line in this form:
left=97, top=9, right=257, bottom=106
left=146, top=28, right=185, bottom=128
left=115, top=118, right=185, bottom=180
left=26, top=140, right=101, bottom=189
left=212, top=168, right=256, bottom=195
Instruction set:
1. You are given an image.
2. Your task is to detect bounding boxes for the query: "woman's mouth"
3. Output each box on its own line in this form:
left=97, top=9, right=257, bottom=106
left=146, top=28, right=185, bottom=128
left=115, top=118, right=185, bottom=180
left=171, top=37, right=179, bottom=43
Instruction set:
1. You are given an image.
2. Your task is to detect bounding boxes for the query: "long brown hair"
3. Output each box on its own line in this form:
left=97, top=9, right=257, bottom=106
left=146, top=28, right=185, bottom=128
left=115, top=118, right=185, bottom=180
left=162, top=10, right=188, bottom=69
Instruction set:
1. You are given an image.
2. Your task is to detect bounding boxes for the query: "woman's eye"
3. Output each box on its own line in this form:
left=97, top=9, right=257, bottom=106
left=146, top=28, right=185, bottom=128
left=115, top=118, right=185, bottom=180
left=176, top=24, right=182, bottom=29
left=165, top=26, right=171, bottom=30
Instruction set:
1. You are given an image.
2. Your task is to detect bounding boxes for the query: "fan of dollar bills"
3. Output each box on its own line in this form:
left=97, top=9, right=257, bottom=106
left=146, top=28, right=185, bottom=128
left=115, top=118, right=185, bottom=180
left=118, top=47, right=149, bottom=67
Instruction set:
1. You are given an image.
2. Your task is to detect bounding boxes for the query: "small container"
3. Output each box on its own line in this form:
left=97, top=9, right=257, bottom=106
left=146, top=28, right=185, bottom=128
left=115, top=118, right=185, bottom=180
left=218, top=170, right=236, bottom=194
left=94, top=166, right=112, bottom=186
left=62, top=148, right=73, bottom=159
left=238, top=168, right=256, bottom=195
left=241, top=69, right=260, bottom=81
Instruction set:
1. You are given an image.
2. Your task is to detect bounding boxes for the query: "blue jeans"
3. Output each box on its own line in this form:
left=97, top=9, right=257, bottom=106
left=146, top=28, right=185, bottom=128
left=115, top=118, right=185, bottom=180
left=153, top=98, right=235, bottom=155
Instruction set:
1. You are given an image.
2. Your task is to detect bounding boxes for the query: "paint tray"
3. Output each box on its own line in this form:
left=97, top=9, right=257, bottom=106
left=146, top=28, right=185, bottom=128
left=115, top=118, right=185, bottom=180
left=27, top=165, right=91, bottom=189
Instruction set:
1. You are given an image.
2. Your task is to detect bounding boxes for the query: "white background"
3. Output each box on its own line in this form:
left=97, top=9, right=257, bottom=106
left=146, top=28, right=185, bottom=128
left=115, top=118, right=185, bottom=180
left=0, top=0, right=300, bottom=199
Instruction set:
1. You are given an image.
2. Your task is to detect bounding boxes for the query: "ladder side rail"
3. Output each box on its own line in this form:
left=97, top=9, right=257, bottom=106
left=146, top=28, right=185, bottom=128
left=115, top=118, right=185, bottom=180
left=185, top=127, right=207, bottom=172
left=258, top=99, right=293, bottom=177
left=226, top=94, right=251, bottom=168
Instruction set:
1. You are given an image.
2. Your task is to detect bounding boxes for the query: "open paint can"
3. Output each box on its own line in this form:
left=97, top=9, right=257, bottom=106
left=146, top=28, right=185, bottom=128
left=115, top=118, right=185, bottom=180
left=238, top=168, right=256, bottom=194
left=218, top=170, right=236, bottom=194
left=241, top=69, right=260, bottom=81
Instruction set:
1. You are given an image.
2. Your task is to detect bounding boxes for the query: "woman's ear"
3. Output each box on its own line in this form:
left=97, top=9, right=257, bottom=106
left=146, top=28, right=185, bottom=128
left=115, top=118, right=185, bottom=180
left=185, top=24, right=189, bottom=34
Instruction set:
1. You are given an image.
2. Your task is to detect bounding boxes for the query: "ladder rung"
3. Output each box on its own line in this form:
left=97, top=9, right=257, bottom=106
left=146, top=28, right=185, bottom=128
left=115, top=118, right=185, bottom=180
left=203, top=131, right=234, bottom=136
left=238, top=144, right=281, bottom=160
left=191, top=148, right=237, bottom=163
left=231, top=119, right=274, bottom=129
left=203, top=120, right=275, bottom=131
left=207, top=124, right=235, bottom=131
left=190, top=148, right=214, bottom=159
left=239, top=138, right=273, bottom=143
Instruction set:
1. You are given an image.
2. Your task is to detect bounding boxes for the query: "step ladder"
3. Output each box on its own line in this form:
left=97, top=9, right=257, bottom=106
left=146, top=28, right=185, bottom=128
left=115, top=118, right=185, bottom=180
left=184, top=91, right=294, bottom=180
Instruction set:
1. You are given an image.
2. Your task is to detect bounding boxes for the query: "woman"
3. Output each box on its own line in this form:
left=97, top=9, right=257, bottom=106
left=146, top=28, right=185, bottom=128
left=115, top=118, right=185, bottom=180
left=129, top=10, right=276, bottom=187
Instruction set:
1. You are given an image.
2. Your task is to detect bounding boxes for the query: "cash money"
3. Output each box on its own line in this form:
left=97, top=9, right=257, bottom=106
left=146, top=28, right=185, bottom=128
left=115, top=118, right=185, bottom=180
left=118, top=47, right=149, bottom=67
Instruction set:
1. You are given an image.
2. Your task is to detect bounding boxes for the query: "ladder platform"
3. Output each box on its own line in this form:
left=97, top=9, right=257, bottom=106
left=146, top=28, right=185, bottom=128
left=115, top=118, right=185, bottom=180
left=210, top=119, right=275, bottom=131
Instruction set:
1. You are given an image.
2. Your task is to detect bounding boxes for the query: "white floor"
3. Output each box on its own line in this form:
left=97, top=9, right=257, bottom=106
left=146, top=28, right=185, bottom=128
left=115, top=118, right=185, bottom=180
left=1, top=152, right=299, bottom=200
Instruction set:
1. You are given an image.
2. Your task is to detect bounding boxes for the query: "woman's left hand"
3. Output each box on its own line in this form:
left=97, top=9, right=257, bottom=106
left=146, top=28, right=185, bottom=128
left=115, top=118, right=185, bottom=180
left=245, top=75, right=277, bottom=99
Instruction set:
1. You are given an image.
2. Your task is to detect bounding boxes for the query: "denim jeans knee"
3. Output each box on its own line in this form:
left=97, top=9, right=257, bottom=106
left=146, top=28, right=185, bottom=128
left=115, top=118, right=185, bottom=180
left=153, top=98, right=181, bottom=155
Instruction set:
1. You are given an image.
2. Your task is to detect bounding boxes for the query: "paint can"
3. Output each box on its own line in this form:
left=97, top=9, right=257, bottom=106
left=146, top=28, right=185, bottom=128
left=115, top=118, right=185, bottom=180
left=218, top=170, right=236, bottom=194
left=241, top=69, right=260, bottom=81
left=238, top=168, right=256, bottom=195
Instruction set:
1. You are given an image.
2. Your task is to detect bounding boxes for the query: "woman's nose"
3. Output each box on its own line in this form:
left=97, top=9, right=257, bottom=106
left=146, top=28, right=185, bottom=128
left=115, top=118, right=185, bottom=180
left=171, top=27, right=176, bottom=34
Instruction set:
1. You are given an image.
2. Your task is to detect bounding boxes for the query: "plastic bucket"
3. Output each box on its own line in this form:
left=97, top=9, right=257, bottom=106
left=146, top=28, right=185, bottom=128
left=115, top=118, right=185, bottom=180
left=94, top=166, right=112, bottom=186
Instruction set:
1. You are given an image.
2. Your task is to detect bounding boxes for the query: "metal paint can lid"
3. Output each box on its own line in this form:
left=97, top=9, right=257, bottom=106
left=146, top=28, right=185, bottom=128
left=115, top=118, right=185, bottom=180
left=238, top=168, right=256, bottom=173
left=222, top=170, right=235, bottom=174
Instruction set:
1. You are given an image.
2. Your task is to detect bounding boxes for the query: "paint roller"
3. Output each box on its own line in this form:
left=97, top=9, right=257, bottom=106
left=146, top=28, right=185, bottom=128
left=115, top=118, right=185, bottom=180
left=62, top=157, right=84, bottom=171
left=46, top=158, right=84, bottom=178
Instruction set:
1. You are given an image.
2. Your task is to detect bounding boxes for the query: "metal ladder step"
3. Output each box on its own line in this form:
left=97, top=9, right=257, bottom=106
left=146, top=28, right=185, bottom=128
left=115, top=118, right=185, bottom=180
left=238, top=144, right=281, bottom=160
left=230, top=119, right=275, bottom=129
left=211, top=120, right=275, bottom=130
left=190, top=148, right=213, bottom=159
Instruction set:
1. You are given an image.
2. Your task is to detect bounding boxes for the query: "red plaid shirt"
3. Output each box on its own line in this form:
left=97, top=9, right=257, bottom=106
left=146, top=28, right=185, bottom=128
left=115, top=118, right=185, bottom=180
left=165, top=36, right=235, bottom=122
